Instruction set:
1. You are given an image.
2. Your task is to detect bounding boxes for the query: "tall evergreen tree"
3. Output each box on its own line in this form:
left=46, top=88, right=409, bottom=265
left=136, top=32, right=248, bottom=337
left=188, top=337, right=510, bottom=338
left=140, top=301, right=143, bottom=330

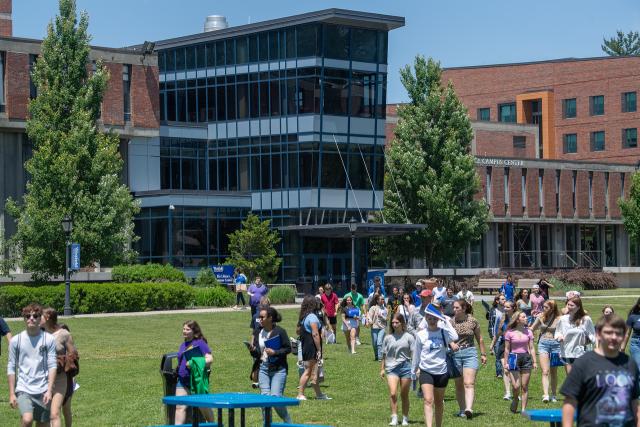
left=602, top=30, right=640, bottom=56
left=620, top=172, right=640, bottom=242
left=379, top=56, right=488, bottom=274
left=2, top=0, right=138, bottom=280
left=225, top=214, right=282, bottom=283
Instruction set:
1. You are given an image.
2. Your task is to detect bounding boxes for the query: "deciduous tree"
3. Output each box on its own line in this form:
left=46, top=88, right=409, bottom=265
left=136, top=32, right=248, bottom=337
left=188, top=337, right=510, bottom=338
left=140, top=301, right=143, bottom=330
left=378, top=56, right=489, bottom=274
left=2, top=0, right=138, bottom=280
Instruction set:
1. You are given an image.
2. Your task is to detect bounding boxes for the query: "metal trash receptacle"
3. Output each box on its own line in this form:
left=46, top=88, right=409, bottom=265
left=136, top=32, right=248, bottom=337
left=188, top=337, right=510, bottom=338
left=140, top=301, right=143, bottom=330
left=160, top=352, right=191, bottom=424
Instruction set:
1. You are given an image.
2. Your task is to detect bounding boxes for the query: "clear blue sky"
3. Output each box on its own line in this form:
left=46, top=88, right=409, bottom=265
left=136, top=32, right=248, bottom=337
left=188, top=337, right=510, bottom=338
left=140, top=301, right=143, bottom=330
left=14, top=0, right=640, bottom=103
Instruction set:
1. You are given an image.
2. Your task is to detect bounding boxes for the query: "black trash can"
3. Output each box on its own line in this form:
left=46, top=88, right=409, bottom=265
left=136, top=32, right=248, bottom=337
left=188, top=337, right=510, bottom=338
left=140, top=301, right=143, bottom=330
left=161, top=352, right=192, bottom=424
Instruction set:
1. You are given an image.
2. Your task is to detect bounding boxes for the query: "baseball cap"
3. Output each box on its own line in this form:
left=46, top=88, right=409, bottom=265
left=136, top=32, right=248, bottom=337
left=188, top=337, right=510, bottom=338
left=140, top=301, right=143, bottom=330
left=420, top=289, right=432, bottom=298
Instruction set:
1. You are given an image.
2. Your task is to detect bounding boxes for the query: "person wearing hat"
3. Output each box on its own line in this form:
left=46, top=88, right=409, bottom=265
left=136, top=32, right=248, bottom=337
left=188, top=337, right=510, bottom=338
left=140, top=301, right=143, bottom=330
left=412, top=304, right=458, bottom=427
left=407, top=289, right=433, bottom=337
left=411, top=282, right=423, bottom=309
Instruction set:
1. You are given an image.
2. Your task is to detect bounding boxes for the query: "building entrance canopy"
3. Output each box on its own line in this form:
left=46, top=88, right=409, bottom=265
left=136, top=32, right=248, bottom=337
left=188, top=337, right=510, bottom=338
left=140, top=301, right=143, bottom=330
left=279, top=222, right=425, bottom=287
left=278, top=223, right=425, bottom=238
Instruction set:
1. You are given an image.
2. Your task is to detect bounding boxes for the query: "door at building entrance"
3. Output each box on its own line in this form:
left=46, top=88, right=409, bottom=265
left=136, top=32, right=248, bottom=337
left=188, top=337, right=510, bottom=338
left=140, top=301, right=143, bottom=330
left=302, top=255, right=349, bottom=295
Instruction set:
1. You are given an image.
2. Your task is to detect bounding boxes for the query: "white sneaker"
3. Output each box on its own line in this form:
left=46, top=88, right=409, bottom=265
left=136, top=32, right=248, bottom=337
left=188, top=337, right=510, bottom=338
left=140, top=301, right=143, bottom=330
left=542, top=395, right=550, bottom=403
left=503, top=393, right=512, bottom=401
left=401, top=416, right=409, bottom=426
left=315, top=393, right=332, bottom=400
left=389, top=414, right=398, bottom=426
left=551, top=396, right=558, bottom=403
left=356, top=338, right=362, bottom=346
left=296, top=395, right=307, bottom=401
left=456, top=411, right=466, bottom=418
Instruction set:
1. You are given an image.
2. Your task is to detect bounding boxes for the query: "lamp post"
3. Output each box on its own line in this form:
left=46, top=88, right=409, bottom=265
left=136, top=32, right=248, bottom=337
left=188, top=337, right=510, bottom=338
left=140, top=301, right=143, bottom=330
left=348, top=217, right=358, bottom=287
left=61, top=216, right=73, bottom=316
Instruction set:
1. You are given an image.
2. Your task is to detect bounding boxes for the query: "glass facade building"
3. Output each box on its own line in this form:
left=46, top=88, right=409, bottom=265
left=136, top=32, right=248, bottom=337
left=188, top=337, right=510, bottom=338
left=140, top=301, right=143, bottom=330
left=130, top=9, right=404, bottom=284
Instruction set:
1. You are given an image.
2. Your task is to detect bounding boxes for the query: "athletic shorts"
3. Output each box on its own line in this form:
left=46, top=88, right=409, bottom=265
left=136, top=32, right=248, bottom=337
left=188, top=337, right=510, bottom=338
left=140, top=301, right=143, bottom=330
left=419, top=370, right=449, bottom=388
left=507, top=353, right=533, bottom=371
left=17, top=392, right=50, bottom=422
left=328, top=316, right=337, bottom=325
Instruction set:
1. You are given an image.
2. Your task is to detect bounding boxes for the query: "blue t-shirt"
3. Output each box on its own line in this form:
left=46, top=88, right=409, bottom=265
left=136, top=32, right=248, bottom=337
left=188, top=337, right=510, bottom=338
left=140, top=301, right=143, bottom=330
left=411, top=290, right=421, bottom=308
left=235, top=274, right=247, bottom=284
left=367, top=284, right=387, bottom=297
left=303, top=313, right=321, bottom=333
left=500, top=282, right=515, bottom=301
left=627, top=314, right=640, bottom=336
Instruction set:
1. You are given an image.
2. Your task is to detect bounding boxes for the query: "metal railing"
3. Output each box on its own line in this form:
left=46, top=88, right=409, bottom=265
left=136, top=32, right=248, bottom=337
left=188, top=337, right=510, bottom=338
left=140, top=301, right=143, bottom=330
left=498, top=250, right=603, bottom=269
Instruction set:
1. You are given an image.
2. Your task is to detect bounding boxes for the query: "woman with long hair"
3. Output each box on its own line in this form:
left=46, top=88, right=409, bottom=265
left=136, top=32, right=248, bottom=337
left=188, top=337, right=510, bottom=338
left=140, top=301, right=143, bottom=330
left=412, top=305, right=458, bottom=427
left=175, top=320, right=214, bottom=424
left=490, top=300, right=515, bottom=400
left=503, top=311, right=537, bottom=413
left=252, top=307, right=293, bottom=424
left=340, top=295, right=360, bottom=354
left=555, top=296, right=595, bottom=374
left=488, top=294, right=506, bottom=378
left=381, top=312, right=415, bottom=426
left=516, top=289, right=533, bottom=324
left=398, top=293, right=415, bottom=327
left=530, top=300, right=561, bottom=403
left=450, top=299, right=486, bottom=420
left=530, top=284, right=545, bottom=319
left=623, top=297, right=640, bottom=367
left=296, top=296, right=330, bottom=400
left=367, top=293, right=388, bottom=361
left=40, top=308, right=76, bottom=427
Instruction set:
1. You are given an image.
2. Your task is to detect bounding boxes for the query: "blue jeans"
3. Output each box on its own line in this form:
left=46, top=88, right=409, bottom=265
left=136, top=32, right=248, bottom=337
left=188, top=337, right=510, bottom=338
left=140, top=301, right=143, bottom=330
left=258, top=364, right=292, bottom=424
left=371, top=328, right=385, bottom=360
left=494, top=341, right=504, bottom=377
left=630, top=337, right=640, bottom=370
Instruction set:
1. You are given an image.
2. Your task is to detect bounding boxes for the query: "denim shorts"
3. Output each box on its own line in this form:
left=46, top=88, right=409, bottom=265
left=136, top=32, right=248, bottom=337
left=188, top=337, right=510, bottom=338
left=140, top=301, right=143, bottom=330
left=452, top=346, right=479, bottom=371
left=386, top=361, right=412, bottom=379
left=538, top=338, right=561, bottom=355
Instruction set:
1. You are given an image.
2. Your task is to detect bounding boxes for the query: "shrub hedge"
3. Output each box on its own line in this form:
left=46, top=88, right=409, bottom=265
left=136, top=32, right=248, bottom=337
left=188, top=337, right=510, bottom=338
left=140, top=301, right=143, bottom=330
left=194, top=267, right=222, bottom=288
left=471, top=269, right=618, bottom=291
left=111, top=264, right=187, bottom=283
left=267, top=285, right=296, bottom=304
left=0, top=282, right=195, bottom=317
left=193, top=287, right=235, bottom=307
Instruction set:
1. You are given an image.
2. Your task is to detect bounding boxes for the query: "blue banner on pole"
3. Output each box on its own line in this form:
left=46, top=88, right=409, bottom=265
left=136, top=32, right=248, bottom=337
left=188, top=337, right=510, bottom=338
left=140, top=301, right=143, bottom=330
left=366, top=270, right=386, bottom=297
left=211, top=265, right=235, bottom=285
left=70, top=244, right=81, bottom=270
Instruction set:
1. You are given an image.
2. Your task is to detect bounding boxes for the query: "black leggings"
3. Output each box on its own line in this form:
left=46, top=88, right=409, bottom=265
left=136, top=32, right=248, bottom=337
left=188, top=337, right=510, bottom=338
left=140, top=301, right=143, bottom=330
left=236, top=291, right=246, bottom=306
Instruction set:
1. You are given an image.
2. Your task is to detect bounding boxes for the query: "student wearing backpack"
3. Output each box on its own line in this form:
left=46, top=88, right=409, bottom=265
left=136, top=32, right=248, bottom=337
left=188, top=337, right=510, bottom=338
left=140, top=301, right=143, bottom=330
left=40, top=308, right=78, bottom=427
left=7, top=303, right=57, bottom=427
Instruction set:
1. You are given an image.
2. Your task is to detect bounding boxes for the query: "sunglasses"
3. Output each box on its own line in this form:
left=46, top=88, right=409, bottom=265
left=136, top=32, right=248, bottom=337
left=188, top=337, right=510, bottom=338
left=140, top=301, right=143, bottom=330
left=24, top=313, right=41, bottom=320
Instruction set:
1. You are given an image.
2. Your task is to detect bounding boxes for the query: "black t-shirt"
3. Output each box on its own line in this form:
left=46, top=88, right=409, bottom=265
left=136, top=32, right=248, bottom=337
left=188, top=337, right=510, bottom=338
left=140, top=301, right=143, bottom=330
left=561, top=351, right=639, bottom=427
left=627, top=314, right=640, bottom=336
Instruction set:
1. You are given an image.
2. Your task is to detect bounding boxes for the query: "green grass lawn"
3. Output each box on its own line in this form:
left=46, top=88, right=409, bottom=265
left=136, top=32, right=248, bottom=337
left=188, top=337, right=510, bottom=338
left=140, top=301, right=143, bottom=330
left=0, top=296, right=638, bottom=426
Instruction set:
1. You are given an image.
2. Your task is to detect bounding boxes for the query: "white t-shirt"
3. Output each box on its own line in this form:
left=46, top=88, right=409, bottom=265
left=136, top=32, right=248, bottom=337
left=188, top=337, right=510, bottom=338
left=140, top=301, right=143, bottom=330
left=456, top=290, right=475, bottom=304
left=7, top=330, right=57, bottom=395
left=412, top=326, right=458, bottom=375
left=555, top=314, right=595, bottom=358
left=433, top=287, right=447, bottom=301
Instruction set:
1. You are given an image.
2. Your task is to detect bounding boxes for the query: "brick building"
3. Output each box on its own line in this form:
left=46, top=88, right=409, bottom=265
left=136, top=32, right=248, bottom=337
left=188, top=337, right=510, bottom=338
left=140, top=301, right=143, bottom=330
left=0, top=0, right=159, bottom=248
left=387, top=56, right=640, bottom=285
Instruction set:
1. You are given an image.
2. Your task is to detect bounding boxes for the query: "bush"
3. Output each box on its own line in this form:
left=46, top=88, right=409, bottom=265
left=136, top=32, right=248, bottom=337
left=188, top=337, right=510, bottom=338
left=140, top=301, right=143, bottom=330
left=0, top=282, right=195, bottom=317
left=111, top=264, right=187, bottom=283
left=194, top=267, right=221, bottom=288
left=193, top=286, right=235, bottom=307
left=268, top=285, right=296, bottom=304
left=552, top=269, right=617, bottom=291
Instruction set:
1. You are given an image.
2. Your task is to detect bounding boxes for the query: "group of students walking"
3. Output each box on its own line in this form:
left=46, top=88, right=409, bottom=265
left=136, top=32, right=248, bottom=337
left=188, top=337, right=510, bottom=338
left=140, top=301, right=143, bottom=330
left=5, top=304, right=78, bottom=427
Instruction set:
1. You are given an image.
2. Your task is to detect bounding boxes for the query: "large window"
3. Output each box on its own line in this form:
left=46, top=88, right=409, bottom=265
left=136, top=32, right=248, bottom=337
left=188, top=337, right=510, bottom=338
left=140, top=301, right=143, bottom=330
left=562, top=98, right=576, bottom=118
left=498, top=103, right=516, bottom=123
left=590, top=95, right=604, bottom=116
left=563, top=133, right=577, bottom=153
left=590, top=131, right=605, bottom=151
left=477, top=108, right=490, bottom=121
left=323, top=69, right=349, bottom=116
left=324, top=24, right=350, bottom=60
left=623, top=128, right=638, bottom=148
left=123, top=64, right=132, bottom=121
left=622, top=91, right=637, bottom=113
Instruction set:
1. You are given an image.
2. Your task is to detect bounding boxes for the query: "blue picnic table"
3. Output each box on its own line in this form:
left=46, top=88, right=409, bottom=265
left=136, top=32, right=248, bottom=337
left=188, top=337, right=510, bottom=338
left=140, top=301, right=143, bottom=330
left=162, top=393, right=300, bottom=427
left=523, top=408, right=574, bottom=427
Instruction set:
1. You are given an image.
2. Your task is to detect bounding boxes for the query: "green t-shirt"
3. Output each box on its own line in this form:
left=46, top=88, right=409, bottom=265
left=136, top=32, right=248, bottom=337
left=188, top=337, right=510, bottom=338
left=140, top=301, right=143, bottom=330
left=344, top=291, right=365, bottom=309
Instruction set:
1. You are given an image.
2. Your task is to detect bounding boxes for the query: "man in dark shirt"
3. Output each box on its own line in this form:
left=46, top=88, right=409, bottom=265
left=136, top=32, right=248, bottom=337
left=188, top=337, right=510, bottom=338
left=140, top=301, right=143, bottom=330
left=0, top=316, right=12, bottom=355
left=561, top=314, right=640, bottom=427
